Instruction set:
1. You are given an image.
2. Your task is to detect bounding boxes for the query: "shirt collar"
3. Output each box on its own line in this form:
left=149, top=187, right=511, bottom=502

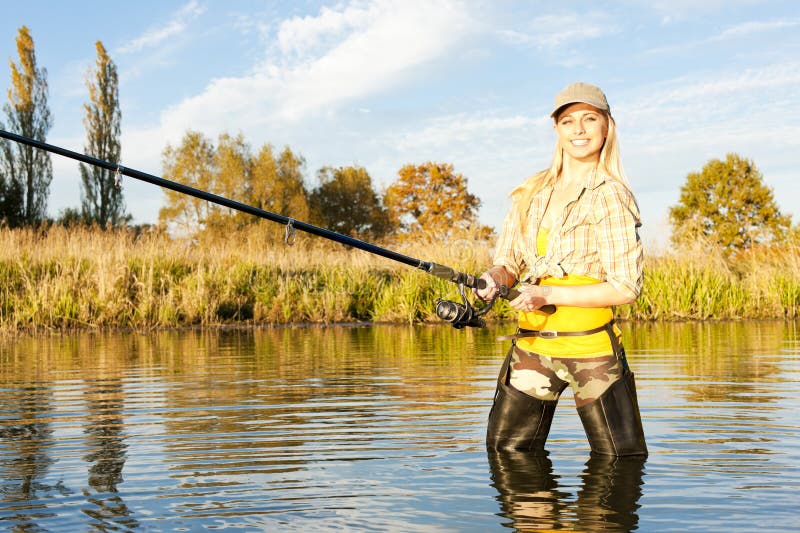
left=557, top=167, right=603, bottom=204
left=585, top=167, right=607, bottom=190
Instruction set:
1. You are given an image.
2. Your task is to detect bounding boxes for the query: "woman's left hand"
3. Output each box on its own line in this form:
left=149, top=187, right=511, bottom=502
left=508, top=284, right=552, bottom=312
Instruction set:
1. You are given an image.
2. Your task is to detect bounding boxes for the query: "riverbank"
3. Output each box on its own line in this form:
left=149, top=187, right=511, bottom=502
left=1, top=226, right=798, bottom=334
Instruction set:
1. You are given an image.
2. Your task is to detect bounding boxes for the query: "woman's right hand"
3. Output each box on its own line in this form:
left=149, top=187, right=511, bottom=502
left=474, top=271, right=499, bottom=302
left=474, top=266, right=514, bottom=302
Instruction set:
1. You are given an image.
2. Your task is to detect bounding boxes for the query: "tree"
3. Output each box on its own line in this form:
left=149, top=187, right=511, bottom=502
left=0, top=129, right=24, bottom=225
left=158, top=131, right=216, bottom=236
left=157, top=132, right=311, bottom=238
left=669, top=154, right=791, bottom=251
left=205, top=132, right=251, bottom=232
left=57, top=206, right=91, bottom=228
left=384, top=161, right=488, bottom=238
left=310, top=165, right=393, bottom=239
left=80, top=41, right=127, bottom=228
left=250, top=144, right=309, bottom=223
left=1, top=26, right=52, bottom=226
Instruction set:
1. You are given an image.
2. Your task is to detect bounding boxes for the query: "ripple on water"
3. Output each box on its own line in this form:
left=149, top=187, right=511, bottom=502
left=1, top=322, right=799, bottom=531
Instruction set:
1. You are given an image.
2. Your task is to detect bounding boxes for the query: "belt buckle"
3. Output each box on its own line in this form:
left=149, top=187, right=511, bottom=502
left=539, top=330, right=558, bottom=338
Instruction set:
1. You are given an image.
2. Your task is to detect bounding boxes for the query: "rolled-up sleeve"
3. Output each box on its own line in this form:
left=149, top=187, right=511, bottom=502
left=594, top=183, right=644, bottom=300
left=493, top=205, right=525, bottom=280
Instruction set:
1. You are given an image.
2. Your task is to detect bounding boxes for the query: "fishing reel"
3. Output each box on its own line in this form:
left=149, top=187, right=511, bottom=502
left=435, top=283, right=499, bottom=329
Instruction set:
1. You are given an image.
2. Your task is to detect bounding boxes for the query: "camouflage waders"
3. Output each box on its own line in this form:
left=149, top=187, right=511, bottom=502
left=486, top=320, right=647, bottom=456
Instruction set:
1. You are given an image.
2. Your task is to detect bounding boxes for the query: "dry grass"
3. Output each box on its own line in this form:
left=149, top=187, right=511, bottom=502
left=618, top=237, right=800, bottom=320
left=1, top=225, right=797, bottom=335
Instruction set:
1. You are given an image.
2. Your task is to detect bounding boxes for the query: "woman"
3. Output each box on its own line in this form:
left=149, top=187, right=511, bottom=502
left=476, top=82, right=647, bottom=456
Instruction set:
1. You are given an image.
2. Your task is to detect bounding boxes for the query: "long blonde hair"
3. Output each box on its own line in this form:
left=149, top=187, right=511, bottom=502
left=510, top=112, right=630, bottom=230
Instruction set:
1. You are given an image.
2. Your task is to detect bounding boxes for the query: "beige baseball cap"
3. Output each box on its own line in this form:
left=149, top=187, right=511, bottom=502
left=551, top=82, right=610, bottom=118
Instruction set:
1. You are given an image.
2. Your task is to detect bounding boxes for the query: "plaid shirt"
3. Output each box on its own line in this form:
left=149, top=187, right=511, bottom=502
left=493, top=170, right=643, bottom=299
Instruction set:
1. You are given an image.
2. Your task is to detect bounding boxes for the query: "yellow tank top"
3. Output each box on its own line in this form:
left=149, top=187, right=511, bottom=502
left=515, top=227, right=621, bottom=357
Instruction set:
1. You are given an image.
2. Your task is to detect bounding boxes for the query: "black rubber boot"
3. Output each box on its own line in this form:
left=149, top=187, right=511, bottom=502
left=576, top=370, right=647, bottom=456
left=486, top=348, right=562, bottom=453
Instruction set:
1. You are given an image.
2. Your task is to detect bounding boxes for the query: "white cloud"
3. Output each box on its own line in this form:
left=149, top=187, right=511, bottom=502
left=111, top=0, right=478, bottom=223
left=498, top=11, right=615, bottom=48
left=713, top=18, right=800, bottom=40
left=644, top=17, right=800, bottom=56
left=619, top=61, right=800, bottom=134
left=395, top=113, right=545, bottom=152
left=276, top=3, right=376, bottom=58
left=117, top=0, right=205, bottom=55
left=642, top=0, right=764, bottom=24
left=494, top=10, right=617, bottom=69
left=153, top=0, right=476, bottom=136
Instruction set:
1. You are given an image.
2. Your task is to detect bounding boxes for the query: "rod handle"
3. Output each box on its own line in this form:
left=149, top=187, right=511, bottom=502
left=475, top=279, right=556, bottom=315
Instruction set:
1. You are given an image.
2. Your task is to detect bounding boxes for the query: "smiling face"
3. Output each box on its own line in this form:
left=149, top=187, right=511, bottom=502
left=554, top=102, right=609, bottom=164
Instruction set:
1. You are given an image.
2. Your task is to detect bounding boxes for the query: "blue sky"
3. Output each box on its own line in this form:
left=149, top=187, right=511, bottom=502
left=1, top=0, right=798, bottom=248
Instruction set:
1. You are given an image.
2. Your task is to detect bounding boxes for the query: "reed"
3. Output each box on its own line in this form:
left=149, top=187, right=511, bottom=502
left=617, top=238, right=800, bottom=320
left=0, top=226, right=798, bottom=334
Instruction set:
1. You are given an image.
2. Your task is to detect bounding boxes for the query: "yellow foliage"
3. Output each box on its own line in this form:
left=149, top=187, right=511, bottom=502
left=384, top=162, right=491, bottom=239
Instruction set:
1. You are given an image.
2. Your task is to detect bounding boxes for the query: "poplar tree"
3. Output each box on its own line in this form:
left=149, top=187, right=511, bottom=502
left=80, top=41, right=126, bottom=228
left=0, top=120, right=24, bottom=225
left=2, top=26, right=52, bottom=226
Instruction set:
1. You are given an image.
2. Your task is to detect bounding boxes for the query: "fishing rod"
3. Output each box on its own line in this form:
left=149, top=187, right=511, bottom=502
left=0, top=128, right=554, bottom=328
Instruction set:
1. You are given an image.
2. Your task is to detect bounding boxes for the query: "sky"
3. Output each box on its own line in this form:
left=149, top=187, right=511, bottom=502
left=1, top=0, right=798, bottom=249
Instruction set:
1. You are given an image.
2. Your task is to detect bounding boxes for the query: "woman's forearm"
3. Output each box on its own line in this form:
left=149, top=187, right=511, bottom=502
left=512, top=281, right=635, bottom=311
left=541, top=282, right=635, bottom=307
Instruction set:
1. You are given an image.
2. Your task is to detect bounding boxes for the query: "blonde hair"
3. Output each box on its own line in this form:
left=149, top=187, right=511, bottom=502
left=510, top=112, right=630, bottom=230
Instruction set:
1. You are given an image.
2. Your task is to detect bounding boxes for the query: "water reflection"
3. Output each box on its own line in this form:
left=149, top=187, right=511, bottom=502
left=82, top=375, right=137, bottom=530
left=488, top=450, right=645, bottom=532
left=0, top=321, right=798, bottom=531
left=488, top=451, right=567, bottom=530
left=577, top=455, right=646, bottom=531
left=0, top=384, right=62, bottom=529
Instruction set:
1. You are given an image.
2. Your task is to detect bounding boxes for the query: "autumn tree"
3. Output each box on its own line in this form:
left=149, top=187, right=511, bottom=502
left=158, top=131, right=215, bottom=236
left=310, top=165, right=393, bottom=239
left=669, top=154, right=791, bottom=252
left=158, top=132, right=310, bottom=238
left=250, top=145, right=310, bottom=225
left=1, top=26, right=52, bottom=226
left=205, top=132, right=251, bottom=232
left=384, top=161, right=488, bottom=238
left=80, top=41, right=128, bottom=228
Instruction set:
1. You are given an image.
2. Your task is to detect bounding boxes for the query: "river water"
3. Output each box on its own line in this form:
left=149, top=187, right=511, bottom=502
left=1, top=321, right=798, bottom=532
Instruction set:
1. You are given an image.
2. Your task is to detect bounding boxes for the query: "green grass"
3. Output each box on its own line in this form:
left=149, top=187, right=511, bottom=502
left=1, top=226, right=798, bottom=334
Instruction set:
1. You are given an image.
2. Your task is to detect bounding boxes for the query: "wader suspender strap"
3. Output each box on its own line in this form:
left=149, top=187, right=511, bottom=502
left=497, top=320, right=623, bottom=358
left=497, top=342, right=514, bottom=386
